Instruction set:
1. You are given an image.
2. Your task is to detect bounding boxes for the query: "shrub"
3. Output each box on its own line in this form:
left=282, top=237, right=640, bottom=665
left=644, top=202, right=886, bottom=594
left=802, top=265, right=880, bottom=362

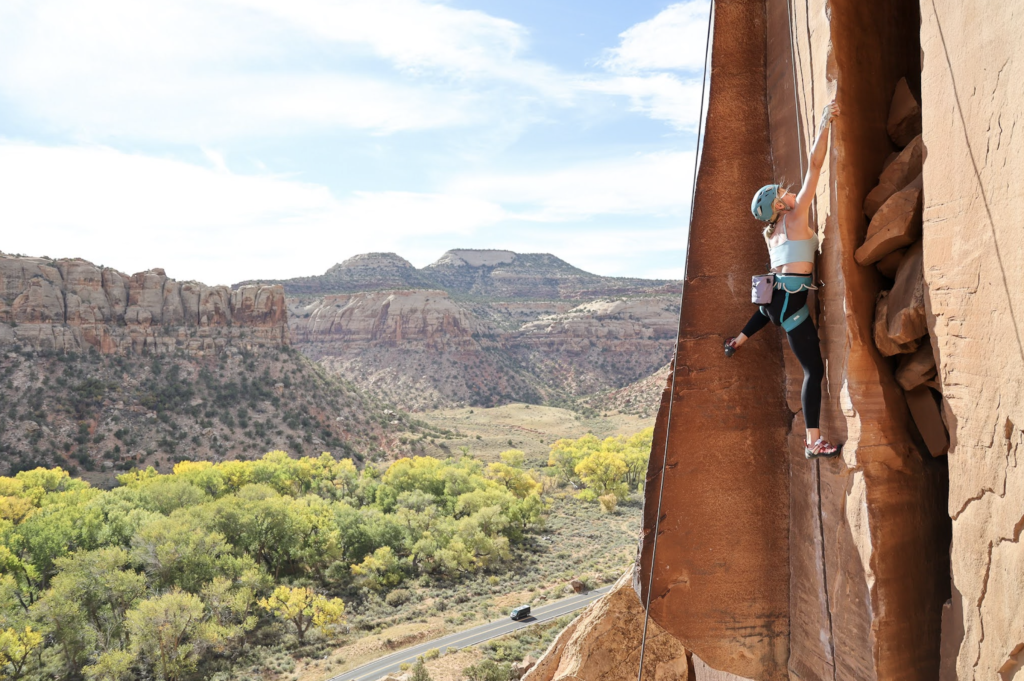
left=598, top=494, right=618, bottom=514
left=575, top=489, right=597, bottom=502
left=385, top=589, right=412, bottom=607
left=410, top=658, right=433, bottom=681
left=463, top=660, right=513, bottom=681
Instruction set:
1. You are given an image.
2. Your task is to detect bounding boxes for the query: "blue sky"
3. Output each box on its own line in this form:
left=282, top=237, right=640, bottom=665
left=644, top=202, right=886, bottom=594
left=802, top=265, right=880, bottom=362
left=0, top=0, right=711, bottom=285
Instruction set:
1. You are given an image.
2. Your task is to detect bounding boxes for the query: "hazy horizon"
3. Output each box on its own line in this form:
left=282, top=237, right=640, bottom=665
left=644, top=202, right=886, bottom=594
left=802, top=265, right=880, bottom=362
left=0, top=0, right=711, bottom=285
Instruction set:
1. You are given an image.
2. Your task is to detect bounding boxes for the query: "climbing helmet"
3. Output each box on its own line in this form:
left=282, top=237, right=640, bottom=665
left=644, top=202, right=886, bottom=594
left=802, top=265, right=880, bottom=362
left=751, top=184, right=780, bottom=221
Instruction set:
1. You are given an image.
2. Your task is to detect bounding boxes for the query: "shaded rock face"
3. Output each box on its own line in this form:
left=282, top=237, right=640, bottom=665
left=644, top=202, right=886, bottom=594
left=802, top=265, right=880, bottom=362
left=291, top=290, right=538, bottom=410
left=525, top=570, right=691, bottom=681
left=0, top=254, right=287, bottom=354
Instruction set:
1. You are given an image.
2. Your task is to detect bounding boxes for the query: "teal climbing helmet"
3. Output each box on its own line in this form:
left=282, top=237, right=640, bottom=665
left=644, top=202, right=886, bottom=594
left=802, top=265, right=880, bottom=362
left=751, top=184, right=780, bottom=221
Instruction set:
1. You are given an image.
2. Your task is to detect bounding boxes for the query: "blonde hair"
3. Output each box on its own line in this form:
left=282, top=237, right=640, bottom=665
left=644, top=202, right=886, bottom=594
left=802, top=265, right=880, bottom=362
left=761, top=182, right=793, bottom=240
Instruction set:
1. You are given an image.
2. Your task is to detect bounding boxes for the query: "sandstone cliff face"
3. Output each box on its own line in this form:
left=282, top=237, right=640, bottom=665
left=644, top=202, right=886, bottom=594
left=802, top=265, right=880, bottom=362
left=920, top=2, right=1024, bottom=678
left=633, top=1, right=1018, bottom=680
left=0, top=255, right=287, bottom=354
left=524, top=570, right=691, bottom=681
left=512, top=298, right=679, bottom=398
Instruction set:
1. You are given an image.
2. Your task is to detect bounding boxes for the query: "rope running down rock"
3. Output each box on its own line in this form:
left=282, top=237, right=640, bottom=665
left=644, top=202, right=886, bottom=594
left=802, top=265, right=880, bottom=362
left=635, top=2, right=714, bottom=679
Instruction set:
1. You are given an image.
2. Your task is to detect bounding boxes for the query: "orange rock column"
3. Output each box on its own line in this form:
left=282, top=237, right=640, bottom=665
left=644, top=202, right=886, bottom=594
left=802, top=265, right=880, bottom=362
left=635, top=1, right=791, bottom=679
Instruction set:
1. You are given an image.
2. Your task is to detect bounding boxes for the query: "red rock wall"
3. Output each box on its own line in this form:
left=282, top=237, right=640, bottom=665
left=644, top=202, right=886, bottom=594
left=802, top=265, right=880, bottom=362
left=641, top=1, right=955, bottom=680
left=0, top=254, right=288, bottom=354
left=778, top=1, right=950, bottom=680
left=635, top=1, right=792, bottom=678
left=920, top=2, right=1024, bottom=679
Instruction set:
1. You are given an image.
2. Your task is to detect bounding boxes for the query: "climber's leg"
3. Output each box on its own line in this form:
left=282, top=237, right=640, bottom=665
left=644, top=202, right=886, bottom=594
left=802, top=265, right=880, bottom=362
left=786, top=317, right=823, bottom=431
left=785, top=316, right=839, bottom=457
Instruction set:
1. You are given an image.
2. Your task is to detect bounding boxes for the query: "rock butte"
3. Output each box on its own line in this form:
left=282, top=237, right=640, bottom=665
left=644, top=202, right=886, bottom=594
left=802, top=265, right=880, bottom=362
left=0, top=256, right=287, bottom=354
left=531, top=1, right=1022, bottom=680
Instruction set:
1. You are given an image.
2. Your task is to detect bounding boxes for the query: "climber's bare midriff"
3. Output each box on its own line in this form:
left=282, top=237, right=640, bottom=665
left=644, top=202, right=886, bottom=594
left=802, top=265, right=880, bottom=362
left=773, top=262, right=814, bottom=275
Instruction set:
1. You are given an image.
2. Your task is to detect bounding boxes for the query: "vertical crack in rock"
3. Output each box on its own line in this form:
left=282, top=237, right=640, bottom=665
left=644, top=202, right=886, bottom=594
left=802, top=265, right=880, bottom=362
left=813, top=460, right=839, bottom=681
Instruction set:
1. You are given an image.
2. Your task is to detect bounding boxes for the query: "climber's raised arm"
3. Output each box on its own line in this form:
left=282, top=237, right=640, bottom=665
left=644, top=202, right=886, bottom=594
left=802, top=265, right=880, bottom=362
left=794, top=101, right=839, bottom=215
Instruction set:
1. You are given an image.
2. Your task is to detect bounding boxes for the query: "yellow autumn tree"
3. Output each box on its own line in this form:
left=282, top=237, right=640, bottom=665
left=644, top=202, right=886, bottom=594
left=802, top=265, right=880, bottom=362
left=259, top=586, right=345, bottom=643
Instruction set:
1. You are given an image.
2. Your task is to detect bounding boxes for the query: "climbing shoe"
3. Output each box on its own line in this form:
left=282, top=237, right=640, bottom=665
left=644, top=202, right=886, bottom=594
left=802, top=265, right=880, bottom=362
left=724, top=337, right=739, bottom=358
left=805, top=438, right=842, bottom=459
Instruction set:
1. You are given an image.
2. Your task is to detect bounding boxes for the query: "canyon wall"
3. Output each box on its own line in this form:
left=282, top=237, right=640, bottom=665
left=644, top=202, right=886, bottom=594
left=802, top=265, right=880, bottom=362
left=920, top=2, right=1024, bottom=678
left=291, top=290, right=679, bottom=410
left=632, top=0, right=1020, bottom=680
left=0, top=254, right=287, bottom=354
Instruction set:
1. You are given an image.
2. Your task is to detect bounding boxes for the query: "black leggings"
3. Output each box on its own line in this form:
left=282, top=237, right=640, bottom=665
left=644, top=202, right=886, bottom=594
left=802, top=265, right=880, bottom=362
left=740, top=289, right=824, bottom=429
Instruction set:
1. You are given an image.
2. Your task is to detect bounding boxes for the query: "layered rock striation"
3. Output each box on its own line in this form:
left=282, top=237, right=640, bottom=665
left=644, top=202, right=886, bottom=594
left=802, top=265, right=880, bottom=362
left=0, top=255, right=287, bottom=354
left=291, top=290, right=679, bottom=410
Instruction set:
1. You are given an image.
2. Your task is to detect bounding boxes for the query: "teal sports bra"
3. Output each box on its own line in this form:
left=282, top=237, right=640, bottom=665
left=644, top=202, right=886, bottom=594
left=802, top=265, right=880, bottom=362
left=768, top=215, right=819, bottom=268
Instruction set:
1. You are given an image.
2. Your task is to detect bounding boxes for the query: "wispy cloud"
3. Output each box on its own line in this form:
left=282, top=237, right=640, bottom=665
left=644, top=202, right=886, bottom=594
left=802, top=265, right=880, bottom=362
left=452, top=151, right=696, bottom=220
left=588, top=0, right=712, bottom=131
left=601, top=1, right=712, bottom=73
left=0, top=3, right=707, bottom=282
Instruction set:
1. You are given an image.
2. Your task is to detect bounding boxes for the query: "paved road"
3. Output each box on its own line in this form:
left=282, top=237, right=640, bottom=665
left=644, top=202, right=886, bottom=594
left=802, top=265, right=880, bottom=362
left=327, top=586, right=613, bottom=681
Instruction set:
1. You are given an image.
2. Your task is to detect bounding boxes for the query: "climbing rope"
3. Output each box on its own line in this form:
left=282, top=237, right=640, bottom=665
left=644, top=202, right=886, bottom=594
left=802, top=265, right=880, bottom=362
left=635, top=2, right=714, bottom=679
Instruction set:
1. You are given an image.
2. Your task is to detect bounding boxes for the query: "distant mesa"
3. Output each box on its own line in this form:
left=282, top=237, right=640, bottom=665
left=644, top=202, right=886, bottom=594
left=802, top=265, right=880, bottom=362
left=428, top=249, right=517, bottom=268
left=239, top=249, right=678, bottom=302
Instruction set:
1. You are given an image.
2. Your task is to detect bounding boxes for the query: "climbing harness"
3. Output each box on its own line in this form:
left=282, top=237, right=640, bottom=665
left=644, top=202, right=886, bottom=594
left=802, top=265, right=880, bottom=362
left=635, top=2, right=714, bottom=680
left=764, top=274, right=816, bottom=332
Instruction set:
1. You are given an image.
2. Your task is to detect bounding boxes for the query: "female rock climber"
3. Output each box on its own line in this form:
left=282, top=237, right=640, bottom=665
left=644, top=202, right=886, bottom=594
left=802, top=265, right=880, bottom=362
left=724, top=100, right=841, bottom=459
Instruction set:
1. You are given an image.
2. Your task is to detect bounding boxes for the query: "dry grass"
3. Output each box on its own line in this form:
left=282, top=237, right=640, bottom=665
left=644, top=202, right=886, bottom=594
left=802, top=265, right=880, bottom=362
left=423, top=648, right=485, bottom=681
left=409, top=403, right=654, bottom=465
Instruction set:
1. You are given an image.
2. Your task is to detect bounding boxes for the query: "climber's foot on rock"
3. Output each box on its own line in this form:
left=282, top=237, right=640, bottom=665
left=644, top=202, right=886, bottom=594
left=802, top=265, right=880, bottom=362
left=805, top=438, right=841, bottom=459
left=724, top=337, right=739, bottom=358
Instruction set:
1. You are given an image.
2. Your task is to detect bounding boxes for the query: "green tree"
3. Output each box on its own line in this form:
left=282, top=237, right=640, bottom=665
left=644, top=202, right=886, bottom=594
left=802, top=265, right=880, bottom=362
left=31, top=587, right=95, bottom=672
left=47, top=547, right=146, bottom=649
left=131, top=517, right=231, bottom=592
left=350, top=546, right=403, bottom=591
left=200, top=567, right=268, bottom=648
left=620, top=429, right=653, bottom=488
left=575, top=450, right=628, bottom=499
left=259, top=586, right=344, bottom=644
left=126, top=591, right=210, bottom=681
left=485, top=458, right=541, bottom=500
left=82, top=649, right=135, bottom=681
left=547, top=435, right=600, bottom=485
